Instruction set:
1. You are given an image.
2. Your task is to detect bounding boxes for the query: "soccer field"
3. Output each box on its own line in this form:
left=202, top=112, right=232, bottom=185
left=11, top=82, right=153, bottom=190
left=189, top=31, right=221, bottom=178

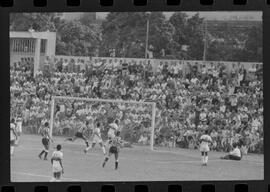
left=11, top=134, right=264, bottom=182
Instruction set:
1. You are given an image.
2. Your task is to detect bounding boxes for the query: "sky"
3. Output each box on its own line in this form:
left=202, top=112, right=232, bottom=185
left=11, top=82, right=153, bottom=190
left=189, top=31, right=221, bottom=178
left=96, top=11, right=262, bottom=21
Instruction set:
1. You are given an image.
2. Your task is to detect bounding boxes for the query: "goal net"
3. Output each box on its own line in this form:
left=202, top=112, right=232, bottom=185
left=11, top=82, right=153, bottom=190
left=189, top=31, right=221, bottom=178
left=49, top=96, right=157, bottom=150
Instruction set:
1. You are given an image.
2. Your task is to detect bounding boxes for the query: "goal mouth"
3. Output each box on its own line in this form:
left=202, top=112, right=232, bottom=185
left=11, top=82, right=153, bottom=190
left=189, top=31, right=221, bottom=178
left=50, top=96, right=156, bottom=150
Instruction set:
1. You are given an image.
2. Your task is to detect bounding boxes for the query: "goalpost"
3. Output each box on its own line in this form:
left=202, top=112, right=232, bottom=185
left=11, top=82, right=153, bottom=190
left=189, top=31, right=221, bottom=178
left=49, top=96, right=157, bottom=150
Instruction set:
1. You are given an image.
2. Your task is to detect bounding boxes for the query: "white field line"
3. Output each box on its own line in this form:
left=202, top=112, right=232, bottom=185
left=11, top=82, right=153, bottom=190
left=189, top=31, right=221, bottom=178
left=12, top=171, right=85, bottom=181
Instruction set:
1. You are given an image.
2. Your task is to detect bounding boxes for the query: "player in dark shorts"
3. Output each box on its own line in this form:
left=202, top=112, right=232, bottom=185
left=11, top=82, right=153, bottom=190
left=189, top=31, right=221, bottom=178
left=65, top=121, right=90, bottom=152
left=38, top=122, right=53, bottom=160
left=102, top=131, right=122, bottom=170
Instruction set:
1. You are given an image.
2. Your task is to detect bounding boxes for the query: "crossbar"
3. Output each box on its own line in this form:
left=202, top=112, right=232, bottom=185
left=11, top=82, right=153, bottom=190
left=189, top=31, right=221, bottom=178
left=52, top=96, right=155, bottom=105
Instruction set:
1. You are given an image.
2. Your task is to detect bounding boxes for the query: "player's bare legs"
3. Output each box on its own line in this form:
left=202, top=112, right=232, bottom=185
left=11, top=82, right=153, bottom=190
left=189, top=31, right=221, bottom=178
left=99, top=143, right=106, bottom=155
left=87, top=142, right=106, bottom=155
left=85, top=142, right=95, bottom=153
left=204, top=152, right=208, bottom=165
left=83, top=139, right=90, bottom=153
left=201, top=152, right=208, bottom=166
left=114, top=152, right=119, bottom=170
left=102, top=153, right=111, bottom=167
left=201, top=152, right=205, bottom=165
left=65, top=136, right=77, bottom=142
left=10, top=145, right=15, bottom=156
left=10, top=140, right=16, bottom=156
left=67, top=133, right=89, bottom=153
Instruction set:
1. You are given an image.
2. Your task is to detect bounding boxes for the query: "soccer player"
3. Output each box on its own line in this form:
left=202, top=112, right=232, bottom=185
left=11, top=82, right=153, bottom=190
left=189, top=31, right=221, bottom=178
left=38, top=122, right=53, bottom=160
left=66, top=120, right=90, bottom=152
left=105, top=119, right=120, bottom=150
left=108, top=119, right=119, bottom=140
left=102, top=130, right=122, bottom=170
left=85, top=122, right=106, bottom=155
left=15, top=116, right=23, bottom=145
left=10, top=119, right=18, bottom=156
left=50, top=144, right=64, bottom=182
left=220, top=143, right=242, bottom=161
left=199, top=130, right=213, bottom=166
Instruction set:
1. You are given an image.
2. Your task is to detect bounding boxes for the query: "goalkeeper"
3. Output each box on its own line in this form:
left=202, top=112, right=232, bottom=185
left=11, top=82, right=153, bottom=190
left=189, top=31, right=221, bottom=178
left=65, top=120, right=90, bottom=152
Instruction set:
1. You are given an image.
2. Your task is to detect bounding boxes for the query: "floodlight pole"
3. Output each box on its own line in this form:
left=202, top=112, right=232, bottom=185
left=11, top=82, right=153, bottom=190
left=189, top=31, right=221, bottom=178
left=145, top=13, right=150, bottom=59
left=203, top=20, right=208, bottom=61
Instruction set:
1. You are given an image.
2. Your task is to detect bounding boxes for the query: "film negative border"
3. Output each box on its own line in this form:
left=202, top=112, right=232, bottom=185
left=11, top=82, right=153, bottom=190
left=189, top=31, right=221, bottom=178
left=0, top=0, right=269, bottom=192
left=0, top=0, right=263, bottom=7
left=0, top=0, right=268, bottom=10
left=0, top=181, right=269, bottom=192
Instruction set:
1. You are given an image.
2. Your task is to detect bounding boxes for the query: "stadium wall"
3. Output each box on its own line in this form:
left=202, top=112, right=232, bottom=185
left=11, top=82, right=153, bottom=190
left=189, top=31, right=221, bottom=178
left=54, top=55, right=262, bottom=73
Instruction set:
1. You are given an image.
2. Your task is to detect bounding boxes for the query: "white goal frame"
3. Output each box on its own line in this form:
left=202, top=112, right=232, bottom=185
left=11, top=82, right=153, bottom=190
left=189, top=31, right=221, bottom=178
left=50, top=96, right=157, bottom=150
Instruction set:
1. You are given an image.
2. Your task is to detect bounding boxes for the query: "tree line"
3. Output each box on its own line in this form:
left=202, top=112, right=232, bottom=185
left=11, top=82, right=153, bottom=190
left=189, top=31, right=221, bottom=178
left=10, top=12, right=262, bottom=62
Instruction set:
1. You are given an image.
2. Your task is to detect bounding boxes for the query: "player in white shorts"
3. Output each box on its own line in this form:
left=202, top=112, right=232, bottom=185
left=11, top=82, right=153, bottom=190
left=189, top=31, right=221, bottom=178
left=199, top=130, right=213, bottom=166
left=15, top=116, right=23, bottom=145
left=50, top=144, right=64, bottom=182
left=85, top=122, right=106, bottom=155
left=10, top=119, right=18, bottom=156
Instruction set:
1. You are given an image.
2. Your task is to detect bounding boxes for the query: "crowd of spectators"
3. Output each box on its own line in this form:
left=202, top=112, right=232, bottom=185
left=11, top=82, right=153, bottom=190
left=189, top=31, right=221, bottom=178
left=10, top=56, right=264, bottom=153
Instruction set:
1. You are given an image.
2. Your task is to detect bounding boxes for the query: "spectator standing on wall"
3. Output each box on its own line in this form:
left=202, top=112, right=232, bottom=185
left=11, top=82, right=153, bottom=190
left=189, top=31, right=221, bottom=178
left=56, top=58, right=63, bottom=72
left=62, top=59, right=69, bottom=72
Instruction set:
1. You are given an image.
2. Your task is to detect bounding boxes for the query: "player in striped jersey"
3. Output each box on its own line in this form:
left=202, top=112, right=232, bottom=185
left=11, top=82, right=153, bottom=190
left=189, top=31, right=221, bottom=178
left=66, top=120, right=90, bottom=152
left=38, top=122, right=53, bottom=160
left=105, top=119, right=120, bottom=150
left=10, top=119, right=18, bottom=156
left=102, top=130, right=122, bottom=170
left=199, top=130, right=213, bottom=166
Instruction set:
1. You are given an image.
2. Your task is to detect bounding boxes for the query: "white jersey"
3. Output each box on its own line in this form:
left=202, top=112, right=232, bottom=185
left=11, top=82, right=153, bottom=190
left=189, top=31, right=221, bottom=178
left=229, top=147, right=241, bottom=158
left=16, top=118, right=23, bottom=133
left=108, top=123, right=119, bottom=139
left=10, top=123, right=16, bottom=141
left=52, top=151, right=63, bottom=173
left=94, top=127, right=101, bottom=137
left=200, top=134, right=212, bottom=152
left=93, top=127, right=102, bottom=143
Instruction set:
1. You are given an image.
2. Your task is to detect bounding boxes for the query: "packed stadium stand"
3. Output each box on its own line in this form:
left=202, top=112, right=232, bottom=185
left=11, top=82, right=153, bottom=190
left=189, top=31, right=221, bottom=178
left=10, top=56, right=263, bottom=154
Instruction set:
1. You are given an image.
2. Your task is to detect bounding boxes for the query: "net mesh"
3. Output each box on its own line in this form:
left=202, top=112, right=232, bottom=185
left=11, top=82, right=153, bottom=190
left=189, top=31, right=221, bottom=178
left=51, top=97, right=155, bottom=146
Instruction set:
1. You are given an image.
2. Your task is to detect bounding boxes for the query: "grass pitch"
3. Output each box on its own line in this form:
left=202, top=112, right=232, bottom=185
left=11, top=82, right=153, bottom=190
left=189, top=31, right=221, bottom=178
left=11, top=134, right=263, bottom=182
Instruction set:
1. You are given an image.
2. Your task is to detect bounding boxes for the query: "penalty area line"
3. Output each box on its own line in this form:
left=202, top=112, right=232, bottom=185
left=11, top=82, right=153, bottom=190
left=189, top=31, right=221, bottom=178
left=12, top=171, right=84, bottom=181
